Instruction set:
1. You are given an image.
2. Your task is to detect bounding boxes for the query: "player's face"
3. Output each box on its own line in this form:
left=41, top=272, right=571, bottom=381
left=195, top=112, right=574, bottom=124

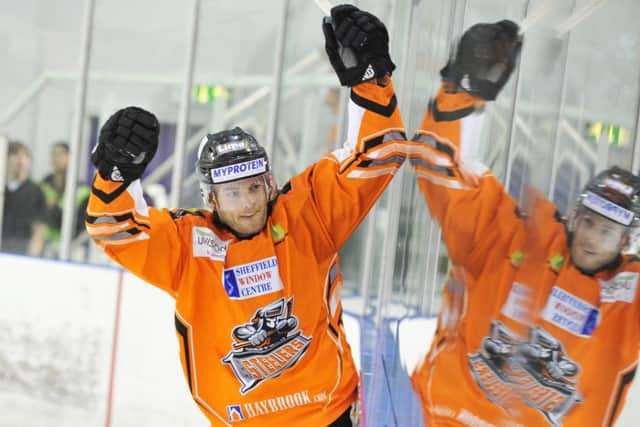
left=213, top=175, right=269, bottom=236
left=570, top=211, right=627, bottom=273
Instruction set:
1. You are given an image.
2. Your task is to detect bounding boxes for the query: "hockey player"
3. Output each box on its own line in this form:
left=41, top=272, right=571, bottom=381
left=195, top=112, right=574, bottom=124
left=409, top=20, right=640, bottom=427
left=86, top=5, right=405, bottom=426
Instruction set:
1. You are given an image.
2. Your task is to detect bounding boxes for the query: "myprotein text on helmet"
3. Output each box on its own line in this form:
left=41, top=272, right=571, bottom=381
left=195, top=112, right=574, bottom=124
left=211, top=158, right=267, bottom=184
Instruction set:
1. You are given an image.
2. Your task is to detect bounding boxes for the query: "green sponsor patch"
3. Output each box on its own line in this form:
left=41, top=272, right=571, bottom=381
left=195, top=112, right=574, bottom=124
left=270, top=224, right=286, bottom=243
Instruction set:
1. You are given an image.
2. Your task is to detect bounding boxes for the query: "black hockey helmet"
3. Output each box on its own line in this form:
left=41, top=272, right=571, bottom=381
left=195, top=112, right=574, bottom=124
left=576, top=166, right=640, bottom=227
left=196, top=127, right=273, bottom=209
left=196, top=127, right=269, bottom=185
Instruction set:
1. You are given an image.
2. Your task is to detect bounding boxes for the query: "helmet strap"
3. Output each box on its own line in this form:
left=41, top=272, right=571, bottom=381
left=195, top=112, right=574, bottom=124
left=209, top=191, right=219, bottom=211
left=566, top=208, right=579, bottom=233
left=265, top=173, right=277, bottom=202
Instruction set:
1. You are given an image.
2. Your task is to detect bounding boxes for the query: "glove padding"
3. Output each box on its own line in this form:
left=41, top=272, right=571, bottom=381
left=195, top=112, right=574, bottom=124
left=441, top=20, right=522, bottom=100
left=322, top=4, right=395, bottom=87
left=91, top=106, right=159, bottom=182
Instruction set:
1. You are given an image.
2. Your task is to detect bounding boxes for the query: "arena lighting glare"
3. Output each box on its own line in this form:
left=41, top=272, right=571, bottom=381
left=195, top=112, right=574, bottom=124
left=192, top=84, right=230, bottom=104
left=585, top=121, right=630, bottom=145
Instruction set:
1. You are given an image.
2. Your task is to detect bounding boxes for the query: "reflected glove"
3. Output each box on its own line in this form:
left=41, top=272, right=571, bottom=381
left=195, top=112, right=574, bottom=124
left=441, top=20, right=522, bottom=100
left=91, top=106, right=159, bottom=182
left=322, top=4, right=395, bottom=86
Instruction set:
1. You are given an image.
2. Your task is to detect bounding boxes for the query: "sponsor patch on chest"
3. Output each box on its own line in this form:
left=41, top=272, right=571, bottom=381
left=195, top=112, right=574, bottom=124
left=599, top=271, right=638, bottom=303
left=192, top=227, right=229, bottom=261
left=541, top=286, right=599, bottom=336
left=223, top=256, right=283, bottom=299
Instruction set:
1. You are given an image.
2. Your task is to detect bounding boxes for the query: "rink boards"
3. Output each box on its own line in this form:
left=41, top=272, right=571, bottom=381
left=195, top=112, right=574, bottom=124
left=0, top=254, right=638, bottom=427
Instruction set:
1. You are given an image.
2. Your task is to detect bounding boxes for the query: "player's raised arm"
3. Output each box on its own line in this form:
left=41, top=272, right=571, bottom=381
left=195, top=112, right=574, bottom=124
left=409, top=20, right=522, bottom=272
left=86, top=107, right=185, bottom=295
left=291, top=4, right=407, bottom=249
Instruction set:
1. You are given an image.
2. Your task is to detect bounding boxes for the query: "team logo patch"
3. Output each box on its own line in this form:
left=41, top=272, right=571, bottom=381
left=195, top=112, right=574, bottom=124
left=226, top=405, right=244, bottom=422
left=222, top=297, right=311, bottom=394
left=468, top=321, right=582, bottom=426
left=211, top=158, right=267, bottom=183
left=192, top=227, right=229, bottom=261
left=599, top=272, right=638, bottom=303
left=223, top=257, right=283, bottom=300
left=541, top=287, right=599, bottom=337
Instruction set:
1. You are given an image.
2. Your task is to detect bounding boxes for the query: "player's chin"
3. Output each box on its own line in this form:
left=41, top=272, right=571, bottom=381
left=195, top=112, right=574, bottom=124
left=573, top=251, right=607, bottom=273
left=236, top=216, right=267, bottom=235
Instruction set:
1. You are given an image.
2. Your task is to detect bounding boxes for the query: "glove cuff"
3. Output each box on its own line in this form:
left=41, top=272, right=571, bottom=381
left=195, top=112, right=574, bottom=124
left=337, top=55, right=395, bottom=86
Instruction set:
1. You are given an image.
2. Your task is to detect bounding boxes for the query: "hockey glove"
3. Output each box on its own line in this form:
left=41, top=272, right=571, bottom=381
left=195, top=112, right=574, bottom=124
left=322, top=4, right=396, bottom=87
left=441, top=20, right=522, bottom=101
left=91, top=106, right=159, bottom=182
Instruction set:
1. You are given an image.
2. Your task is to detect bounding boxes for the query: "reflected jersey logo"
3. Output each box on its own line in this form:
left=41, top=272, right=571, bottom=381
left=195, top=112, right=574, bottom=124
left=599, top=272, right=638, bottom=303
left=501, top=282, right=533, bottom=324
left=542, top=287, right=599, bottom=336
left=468, top=321, right=582, bottom=426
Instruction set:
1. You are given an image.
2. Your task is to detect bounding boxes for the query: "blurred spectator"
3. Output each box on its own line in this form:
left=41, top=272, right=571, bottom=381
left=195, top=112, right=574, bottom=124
left=39, top=142, right=90, bottom=258
left=1, top=141, right=47, bottom=256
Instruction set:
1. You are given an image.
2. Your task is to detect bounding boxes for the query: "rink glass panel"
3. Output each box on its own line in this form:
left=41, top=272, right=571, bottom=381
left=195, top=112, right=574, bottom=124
left=552, top=0, right=640, bottom=215
left=174, top=0, right=279, bottom=209
left=0, top=1, right=84, bottom=260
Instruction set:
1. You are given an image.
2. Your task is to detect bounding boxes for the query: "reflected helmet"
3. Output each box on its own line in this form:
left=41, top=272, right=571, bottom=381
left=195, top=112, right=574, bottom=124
left=576, top=166, right=640, bottom=227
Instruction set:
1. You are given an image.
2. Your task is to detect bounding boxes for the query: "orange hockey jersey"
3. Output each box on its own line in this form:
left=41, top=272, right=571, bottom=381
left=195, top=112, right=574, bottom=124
left=409, top=86, right=640, bottom=427
left=86, top=81, right=407, bottom=426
